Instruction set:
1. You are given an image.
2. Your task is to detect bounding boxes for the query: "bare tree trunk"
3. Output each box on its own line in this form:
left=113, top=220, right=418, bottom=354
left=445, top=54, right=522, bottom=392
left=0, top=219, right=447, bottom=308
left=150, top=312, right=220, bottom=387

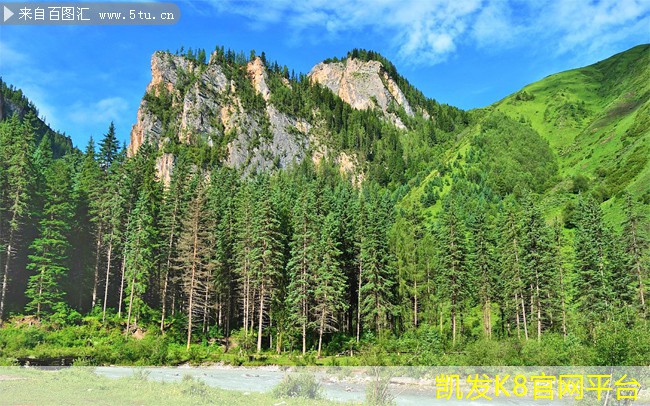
left=0, top=193, right=23, bottom=318
left=102, top=237, right=114, bottom=323
left=413, top=278, right=418, bottom=328
left=0, top=233, right=14, bottom=319
left=318, top=307, right=326, bottom=358
left=256, top=283, right=265, bottom=353
left=126, top=275, right=136, bottom=332
left=301, top=239, right=308, bottom=354
left=117, top=256, right=126, bottom=317
left=483, top=298, right=492, bottom=339
left=451, top=307, right=457, bottom=347
left=117, top=211, right=132, bottom=319
left=249, top=286, right=256, bottom=334
left=521, top=291, right=529, bottom=340
left=91, top=225, right=104, bottom=309
left=515, top=292, right=521, bottom=339
left=186, top=220, right=200, bottom=350
left=302, top=299, right=307, bottom=355
left=203, top=284, right=209, bottom=334
left=535, top=270, right=542, bottom=341
left=160, top=202, right=179, bottom=333
left=243, top=252, right=250, bottom=336
left=356, top=261, right=362, bottom=343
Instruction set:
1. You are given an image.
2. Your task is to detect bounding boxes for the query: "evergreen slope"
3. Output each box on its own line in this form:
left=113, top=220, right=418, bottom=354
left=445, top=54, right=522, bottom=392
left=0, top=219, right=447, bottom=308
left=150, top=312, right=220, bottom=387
left=0, top=79, right=75, bottom=158
left=0, top=44, right=647, bottom=367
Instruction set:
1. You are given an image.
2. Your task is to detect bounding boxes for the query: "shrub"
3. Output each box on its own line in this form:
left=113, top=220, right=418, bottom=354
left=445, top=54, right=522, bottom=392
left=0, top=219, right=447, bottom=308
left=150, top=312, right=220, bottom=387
left=571, top=174, right=590, bottom=194
left=365, top=367, right=395, bottom=406
left=181, top=374, right=210, bottom=398
left=272, top=373, right=322, bottom=399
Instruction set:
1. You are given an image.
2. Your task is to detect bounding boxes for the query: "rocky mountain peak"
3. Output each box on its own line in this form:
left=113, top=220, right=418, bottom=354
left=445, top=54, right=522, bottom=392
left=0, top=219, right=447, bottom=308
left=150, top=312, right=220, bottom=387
left=308, top=57, right=413, bottom=127
left=128, top=51, right=314, bottom=182
left=246, top=57, right=271, bottom=101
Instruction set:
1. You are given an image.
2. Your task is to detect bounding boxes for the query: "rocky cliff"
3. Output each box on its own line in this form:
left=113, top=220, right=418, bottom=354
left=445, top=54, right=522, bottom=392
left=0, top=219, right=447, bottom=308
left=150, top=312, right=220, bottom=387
left=129, top=52, right=315, bottom=181
left=308, top=58, right=414, bottom=128
left=128, top=50, right=427, bottom=182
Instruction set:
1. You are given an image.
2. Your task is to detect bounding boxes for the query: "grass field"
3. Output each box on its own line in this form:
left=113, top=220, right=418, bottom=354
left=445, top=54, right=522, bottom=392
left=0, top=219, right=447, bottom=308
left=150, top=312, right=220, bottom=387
left=0, top=367, right=344, bottom=406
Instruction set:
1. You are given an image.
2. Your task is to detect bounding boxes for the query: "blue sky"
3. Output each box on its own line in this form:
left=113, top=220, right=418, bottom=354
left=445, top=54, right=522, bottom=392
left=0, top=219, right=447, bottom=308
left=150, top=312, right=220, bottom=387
left=1, top=0, right=649, bottom=148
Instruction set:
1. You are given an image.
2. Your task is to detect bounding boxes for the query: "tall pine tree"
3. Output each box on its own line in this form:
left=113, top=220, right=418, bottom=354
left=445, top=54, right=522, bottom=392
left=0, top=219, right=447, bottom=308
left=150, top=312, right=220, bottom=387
left=0, top=114, right=34, bottom=318
left=25, top=156, right=74, bottom=317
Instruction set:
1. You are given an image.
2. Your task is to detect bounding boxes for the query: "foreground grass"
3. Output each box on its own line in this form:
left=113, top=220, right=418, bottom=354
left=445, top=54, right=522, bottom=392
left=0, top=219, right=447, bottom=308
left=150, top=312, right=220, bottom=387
left=0, top=368, right=344, bottom=406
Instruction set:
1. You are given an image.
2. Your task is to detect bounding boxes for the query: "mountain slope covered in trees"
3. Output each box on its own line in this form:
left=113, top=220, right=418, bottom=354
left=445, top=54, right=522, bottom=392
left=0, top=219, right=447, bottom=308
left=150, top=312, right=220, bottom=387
left=0, top=79, right=74, bottom=158
left=0, top=44, right=647, bottom=367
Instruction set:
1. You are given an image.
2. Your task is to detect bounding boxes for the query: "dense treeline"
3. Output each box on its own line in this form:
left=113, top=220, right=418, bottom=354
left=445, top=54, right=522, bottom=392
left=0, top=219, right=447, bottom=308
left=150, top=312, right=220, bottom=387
left=0, top=111, right=648, bottom=366
left=1, top=43, right=649, bottom=365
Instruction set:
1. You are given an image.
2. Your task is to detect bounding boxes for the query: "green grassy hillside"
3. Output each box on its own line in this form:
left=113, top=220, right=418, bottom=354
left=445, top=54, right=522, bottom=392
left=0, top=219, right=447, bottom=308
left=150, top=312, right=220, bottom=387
left=403, top=44, right=650, bottom=227
left=494, top=44, right=650, bottom=220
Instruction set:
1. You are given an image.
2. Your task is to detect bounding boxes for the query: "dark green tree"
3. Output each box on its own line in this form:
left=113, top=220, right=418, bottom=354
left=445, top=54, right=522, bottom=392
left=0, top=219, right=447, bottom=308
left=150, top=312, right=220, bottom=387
left=519, top=195, right=557, bottom=340
left=0, top=114, right=34, bottom=318
left=25, top=157, right=74, bottom=317
left=436, top=197, right=469, bottom=346
left=252, top=176, right=283, bottom=353
left=358, top=184, right=395, bottom=338
left=124, top=189, right=158, bottom=331
left=98, top=122, right=119, bottom=171
left=286, top=183, right=318, bottom=354
left=313, top=211, right=347, bottom=357
left=574, top=196, right=631, bottom=325
left=622, top=194, right=649, bottom=318
left=467, top=201, right=497, bottom=339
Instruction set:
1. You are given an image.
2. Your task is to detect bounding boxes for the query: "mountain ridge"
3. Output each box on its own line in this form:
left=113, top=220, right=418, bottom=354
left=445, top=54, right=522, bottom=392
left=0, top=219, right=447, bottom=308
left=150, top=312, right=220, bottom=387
left=0, top=78, right=75, bottom=158
left=395, top=44, right=649, bottom=221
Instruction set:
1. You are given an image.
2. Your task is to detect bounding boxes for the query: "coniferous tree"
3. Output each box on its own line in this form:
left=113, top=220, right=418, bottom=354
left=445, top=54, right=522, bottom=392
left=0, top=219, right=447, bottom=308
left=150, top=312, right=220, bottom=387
left=467, top=201, right=496, bottom=339
left=358, top=185, right=395, bottom=338
left=551, top=219, right=569, bottom=338
left=436, top=196, right=469, bottom=346
left=313, top=211, right=347, bottom=357
left=622, top=194, right=648, bottom=318
left=331, top=179, right=359, bottom=336
left=100, top=147, right=126, bottom=322
left=159, top=154, right=191, bottom=331
left=206, top=167, right=239, bottom=340
left=0, top=114, right=34, bottom=319
left=234, top=181, right=256, bottom=337
left=573, top=196, right=629, bottom=324
left=124, top=189, right=158, bottom=331
left=77, top=137, right=104, bottom=310
left=175, top=175, right=214, bottom=349
left=252, top=176, right=283, bottom=353
left=98, top=122, right=119, bottom=171
left=519, top=195, right=556, bottom=340
left=393, top=204, right=425, bottom=330
left=497, top=197, right=528, bottom=339
left=25, top=157, right=74, bottom=318
left=286, top=183, right=318, bottom=354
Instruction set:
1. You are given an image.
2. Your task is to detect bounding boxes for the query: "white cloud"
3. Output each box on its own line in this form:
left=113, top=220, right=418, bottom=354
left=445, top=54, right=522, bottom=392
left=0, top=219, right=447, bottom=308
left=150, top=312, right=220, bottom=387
left=69, top=97, right=129, bottom=125
left=209, top=0, right=650, bottom=65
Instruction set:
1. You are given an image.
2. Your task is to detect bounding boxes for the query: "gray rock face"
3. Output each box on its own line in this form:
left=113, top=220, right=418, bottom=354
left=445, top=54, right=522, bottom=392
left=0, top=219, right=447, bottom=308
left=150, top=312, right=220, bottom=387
left=128, top=52, right=312, bottom=180
left=0, top=95, right=25, bottom=121
left=127, top=53, right=415, bottom=182
left=308, top=58, right=413, bottom=118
